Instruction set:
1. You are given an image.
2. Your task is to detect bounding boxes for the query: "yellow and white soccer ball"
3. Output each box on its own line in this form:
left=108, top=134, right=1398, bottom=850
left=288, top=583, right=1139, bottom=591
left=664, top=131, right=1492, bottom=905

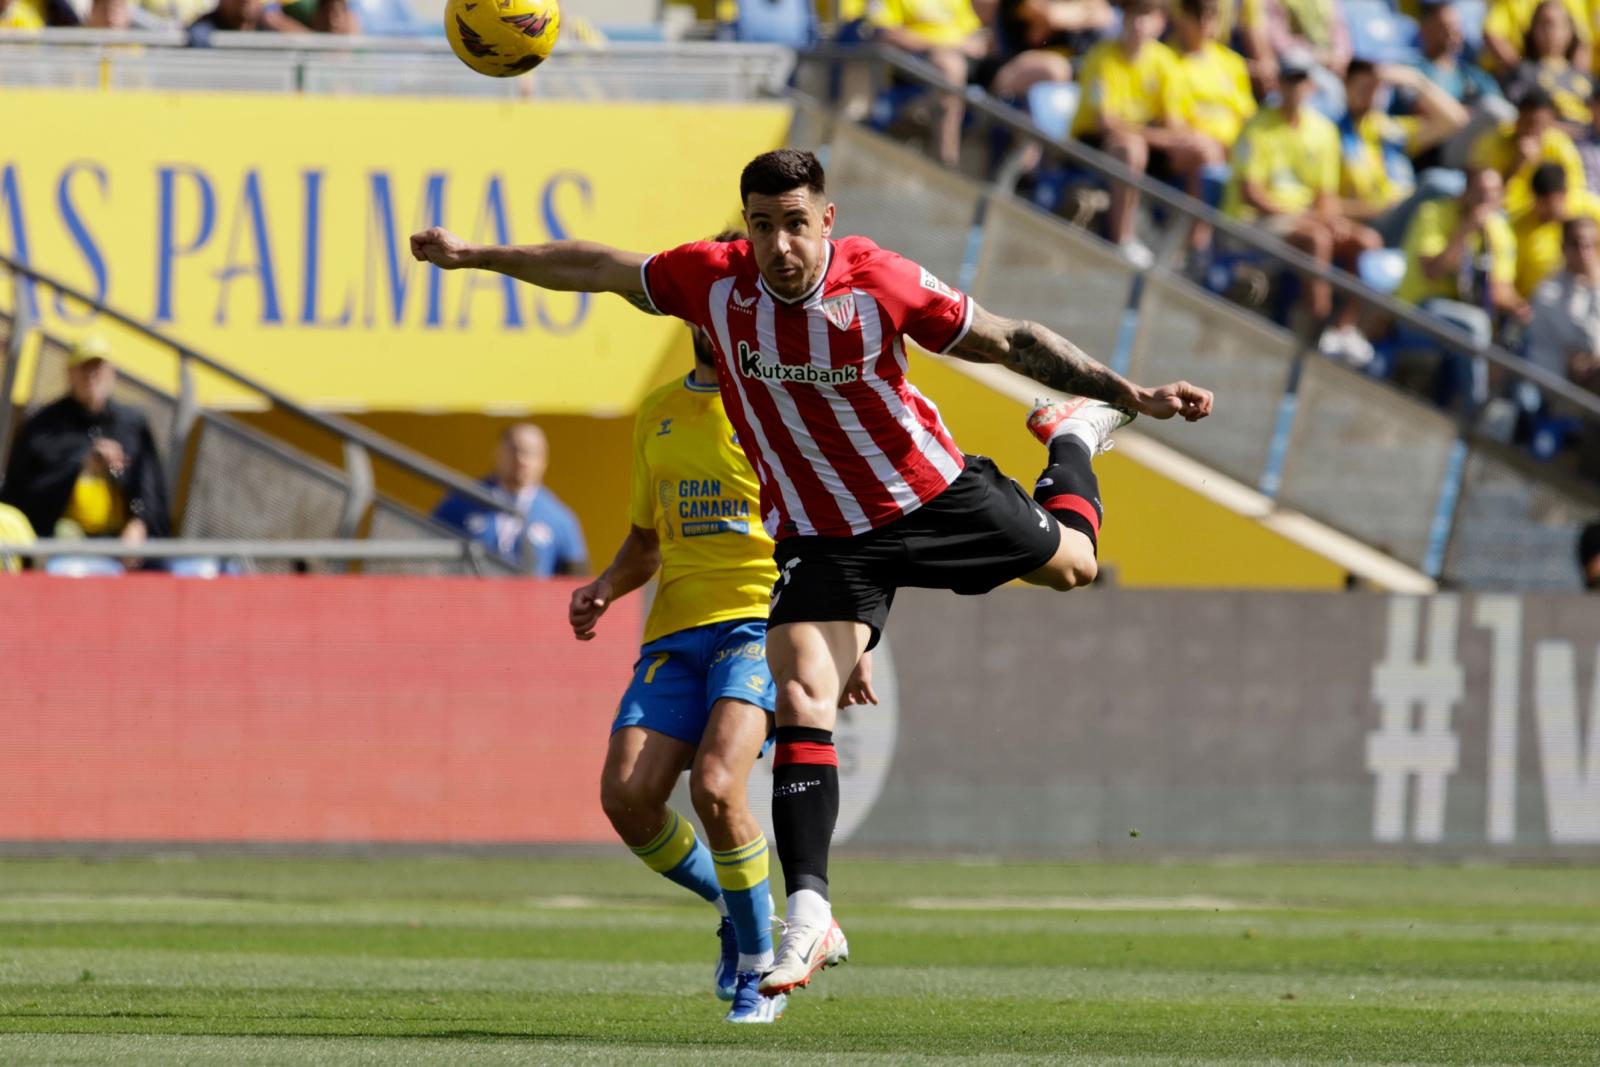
left=444, top=0, right=561, bottom=78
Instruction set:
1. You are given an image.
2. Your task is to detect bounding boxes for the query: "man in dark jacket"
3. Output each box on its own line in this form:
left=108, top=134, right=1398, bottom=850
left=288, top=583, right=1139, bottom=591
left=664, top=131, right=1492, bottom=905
left=0, top=337, right=170, bottom=555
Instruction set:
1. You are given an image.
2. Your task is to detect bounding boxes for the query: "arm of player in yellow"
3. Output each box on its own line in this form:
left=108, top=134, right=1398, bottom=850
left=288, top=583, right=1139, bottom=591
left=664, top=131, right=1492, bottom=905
left=569, top=525, right=662, bottom=641
left=409, top=225, right=647, bottom=300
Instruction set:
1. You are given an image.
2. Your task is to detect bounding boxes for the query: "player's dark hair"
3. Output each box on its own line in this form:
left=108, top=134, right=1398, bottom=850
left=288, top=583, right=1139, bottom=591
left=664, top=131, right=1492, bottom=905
left=1346, top=58, right=1378, bottom=81
left=740, top=149, right=826, bottom=204
left=1177, top=0, right=1216, bottom=19
left=711, top=227, right=747, bottom=243
left=1532, top=161, right=1568, bottom=197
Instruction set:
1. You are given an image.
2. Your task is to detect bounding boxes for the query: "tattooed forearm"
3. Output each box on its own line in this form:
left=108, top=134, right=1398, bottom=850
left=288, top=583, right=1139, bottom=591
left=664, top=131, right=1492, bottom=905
left=948, top=304, right=1140, bottom=408
left=1002, top=322, right=1138, bottom=407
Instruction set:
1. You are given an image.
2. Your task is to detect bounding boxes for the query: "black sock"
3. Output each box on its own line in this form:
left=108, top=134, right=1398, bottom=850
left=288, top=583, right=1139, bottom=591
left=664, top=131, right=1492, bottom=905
left=1034, top=435, right=1102, bottom=552
left=770, top=726, right=839, bottom=900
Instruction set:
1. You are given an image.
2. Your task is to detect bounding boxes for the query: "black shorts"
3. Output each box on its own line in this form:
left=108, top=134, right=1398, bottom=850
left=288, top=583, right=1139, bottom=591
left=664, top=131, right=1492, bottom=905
left=766, top=455, right=1061, bottom=649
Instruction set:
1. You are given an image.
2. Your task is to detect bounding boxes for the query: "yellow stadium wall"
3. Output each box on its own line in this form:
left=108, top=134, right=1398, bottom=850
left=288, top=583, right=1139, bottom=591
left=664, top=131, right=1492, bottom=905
left=2, top=90, right=787, bottom=415
left=906, top=352, right=1350, bottom=590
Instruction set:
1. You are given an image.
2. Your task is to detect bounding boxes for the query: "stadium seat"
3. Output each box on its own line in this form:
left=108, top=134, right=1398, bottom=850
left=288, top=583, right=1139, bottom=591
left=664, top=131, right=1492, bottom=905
left=1455, top=0, right=1486, bottom=52
left=1026, top=80, right=1079, bottom=141
left=351, top=0, right=426, bottom=36
left=1343, top=0, right=1420, bottom=63
left=1356, top=248, right=1406, bottom=295
left=732, top=0, right=817, bottom=47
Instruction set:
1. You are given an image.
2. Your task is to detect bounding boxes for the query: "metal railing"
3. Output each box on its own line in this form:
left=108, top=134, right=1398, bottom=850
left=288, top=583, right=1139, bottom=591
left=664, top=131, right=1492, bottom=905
left=1, top=254, right=528, bottom=576
left=0, top=30, right=798, bottom=100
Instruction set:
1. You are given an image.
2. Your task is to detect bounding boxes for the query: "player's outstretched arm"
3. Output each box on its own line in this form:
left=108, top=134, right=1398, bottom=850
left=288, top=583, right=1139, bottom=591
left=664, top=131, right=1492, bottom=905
left=569, top=525, right=661, bottom=641
left=947, top=302, right=1214, bottom=422
left=411, top=226, right=648, bottom=300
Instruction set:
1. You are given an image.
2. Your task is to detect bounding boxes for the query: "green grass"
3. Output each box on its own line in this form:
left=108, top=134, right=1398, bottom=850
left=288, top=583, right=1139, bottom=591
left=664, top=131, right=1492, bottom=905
left=0, top=857, right=1597, bottom=1065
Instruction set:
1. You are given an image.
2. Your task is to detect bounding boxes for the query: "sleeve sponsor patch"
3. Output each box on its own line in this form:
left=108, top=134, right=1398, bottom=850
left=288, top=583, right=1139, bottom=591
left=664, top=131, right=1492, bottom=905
left=919, top=266, right=960, bottom=301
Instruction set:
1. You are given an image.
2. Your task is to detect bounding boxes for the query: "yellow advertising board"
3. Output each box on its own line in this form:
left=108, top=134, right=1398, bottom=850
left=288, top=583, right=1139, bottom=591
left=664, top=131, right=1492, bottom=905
left=0, top=90, right=792, bottom=412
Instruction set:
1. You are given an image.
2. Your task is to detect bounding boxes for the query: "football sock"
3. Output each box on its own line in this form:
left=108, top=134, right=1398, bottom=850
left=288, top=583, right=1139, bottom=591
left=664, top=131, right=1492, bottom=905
left=629, top=807, right=721, bottom=905
left=771, top=725, right=839, bottom=901
left=713, top=835, right=775, bottom=972
left=1033, top=435, right=1102, bottom=553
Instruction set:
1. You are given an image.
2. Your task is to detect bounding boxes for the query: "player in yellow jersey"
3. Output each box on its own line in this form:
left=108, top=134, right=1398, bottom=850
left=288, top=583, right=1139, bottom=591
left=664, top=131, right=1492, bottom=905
left=569, top=243, right=873, bottom=1024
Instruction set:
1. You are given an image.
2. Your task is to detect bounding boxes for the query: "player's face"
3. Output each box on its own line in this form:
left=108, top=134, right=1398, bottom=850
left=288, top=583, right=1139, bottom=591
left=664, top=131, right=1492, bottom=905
left=743, top=188, right=835, bottom=302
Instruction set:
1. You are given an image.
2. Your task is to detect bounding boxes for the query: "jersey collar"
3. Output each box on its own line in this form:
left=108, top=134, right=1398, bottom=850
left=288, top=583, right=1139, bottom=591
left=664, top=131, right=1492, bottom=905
left=683, top=372, right=719, bottom=393
left=755, top=241, right=834, bottom=308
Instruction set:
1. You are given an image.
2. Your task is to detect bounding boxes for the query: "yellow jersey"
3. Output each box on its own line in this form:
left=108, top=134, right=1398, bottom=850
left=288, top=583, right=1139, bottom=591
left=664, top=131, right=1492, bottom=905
left=630, top=374, right=777, bottom=646
left=1072, top=39, right=1188, bottom=138
left=1212, top=0, right=1264, bottom=44
left=1340, top=111, right=1422, bottom=214
left=1223, top=106, right=1341, bottom=219
left=0, top=503, right=34, bottom=574
left=865, top=0, right=981, bottom=47
left=1511, top=188, right=1600, bottom=296
left=1469, top=122, right=1587, bottom=218
left=1395, top=199, right=1518, bottom=304
left=1178, top=40, right=1256, bottom=148
left=0, top=0, right=46, bottom=28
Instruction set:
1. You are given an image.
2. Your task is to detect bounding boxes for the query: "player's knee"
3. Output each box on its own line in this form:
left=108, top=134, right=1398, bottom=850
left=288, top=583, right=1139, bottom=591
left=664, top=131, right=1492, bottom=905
left=1044, top=550, right=1098, bottom=590
left=775, top=677, right=836, bottom=729
left=689, top=760, right=743, bottom=828
left=598, top=771, right=657, bottom=831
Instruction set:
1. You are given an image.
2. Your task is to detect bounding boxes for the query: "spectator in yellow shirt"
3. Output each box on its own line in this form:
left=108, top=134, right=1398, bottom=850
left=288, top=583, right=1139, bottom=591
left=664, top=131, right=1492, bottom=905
left=0, top=0, right=79, bottom=26
left=1482, top=0, right=1590, bottom=75
left=1263, top=0, right=1351, bottom=77
left=0, top=504, right=34, bottom=575
left=1510, top=162, right=1600, bottom=294
left=867, top=0, right=992, bottom=167
left=1470, top=83, right=1587, bottom=216
left=1173, top=0, right=1256, bottom=151
left=1511, top=0, right=1594, bottom=130
left=1224, top=51, right=1383, bottom=362
left=1072, top=0, right=1221, bottom=263
left=1209, top=0, right=1275, bottom=88
left=1337, top=61, right=1468, bottom=239
left=1393, top=167, right=1528, bottom=405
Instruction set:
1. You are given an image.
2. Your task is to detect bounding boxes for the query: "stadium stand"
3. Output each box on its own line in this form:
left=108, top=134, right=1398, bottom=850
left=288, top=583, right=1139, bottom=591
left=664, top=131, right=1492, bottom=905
left=5, top=15, right=1600, bottom=589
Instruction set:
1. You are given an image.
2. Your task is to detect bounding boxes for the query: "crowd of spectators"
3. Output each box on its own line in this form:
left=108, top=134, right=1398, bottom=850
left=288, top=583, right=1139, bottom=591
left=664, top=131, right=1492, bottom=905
left=0, top=0, right=361, bottom=42
left=855, top=0, right=1600, bottom=454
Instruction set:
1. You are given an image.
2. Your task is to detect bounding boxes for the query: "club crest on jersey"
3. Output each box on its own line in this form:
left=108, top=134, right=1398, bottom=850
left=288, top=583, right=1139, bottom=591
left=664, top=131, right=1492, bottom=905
left=737, top=341, right=859, bottom=385
left=821, top=294, right=857, bottom=332
left=920, top=267, right=959, bottom=301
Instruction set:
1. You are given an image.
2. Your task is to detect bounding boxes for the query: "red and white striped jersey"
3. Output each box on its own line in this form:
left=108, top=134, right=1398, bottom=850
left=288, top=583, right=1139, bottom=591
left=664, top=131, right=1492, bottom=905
left=640, top=235, right=971, bottom=540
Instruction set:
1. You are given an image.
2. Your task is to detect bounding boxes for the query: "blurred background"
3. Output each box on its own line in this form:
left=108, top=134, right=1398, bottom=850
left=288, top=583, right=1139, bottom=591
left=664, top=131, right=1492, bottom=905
left=2, top=0, right=1599, bottom=860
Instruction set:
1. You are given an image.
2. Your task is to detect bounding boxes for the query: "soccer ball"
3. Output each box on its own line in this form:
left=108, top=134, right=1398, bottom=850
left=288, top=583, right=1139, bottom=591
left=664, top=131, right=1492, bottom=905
left=444, top=0, right=561, bottom=78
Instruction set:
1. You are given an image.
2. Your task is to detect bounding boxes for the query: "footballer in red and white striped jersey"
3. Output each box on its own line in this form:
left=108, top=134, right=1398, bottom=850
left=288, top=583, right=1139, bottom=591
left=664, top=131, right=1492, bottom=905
left=639, top=234, right=972, bottom=540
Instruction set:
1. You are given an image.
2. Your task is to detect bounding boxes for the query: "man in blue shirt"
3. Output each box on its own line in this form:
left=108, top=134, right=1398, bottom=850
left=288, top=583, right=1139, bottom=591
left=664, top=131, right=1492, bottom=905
left=433, top=423, right=588, bottom=576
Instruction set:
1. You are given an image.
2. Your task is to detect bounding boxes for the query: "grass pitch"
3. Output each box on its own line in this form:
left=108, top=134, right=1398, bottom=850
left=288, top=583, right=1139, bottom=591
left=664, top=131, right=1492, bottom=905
left=0, top=856, right=1596, bottom=1065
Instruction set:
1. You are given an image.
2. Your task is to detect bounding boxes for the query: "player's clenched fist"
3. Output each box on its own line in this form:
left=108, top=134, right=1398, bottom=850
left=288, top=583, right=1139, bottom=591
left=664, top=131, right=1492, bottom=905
left=569, top=578, right=614, bottom=641
left=1134, top=381, right=1214, bottom=423
left=410, top=227, right=474, bottom=269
